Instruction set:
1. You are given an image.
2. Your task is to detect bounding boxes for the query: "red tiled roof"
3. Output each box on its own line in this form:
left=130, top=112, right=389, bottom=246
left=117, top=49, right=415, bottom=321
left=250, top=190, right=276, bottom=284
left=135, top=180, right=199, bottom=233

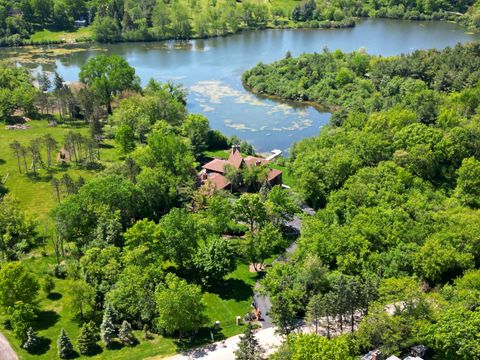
left=244, top=156, right=269, bottom=168
left=207, top=173, right=231, bottom=190
left=228, top=148, right=244, bottom=169
left=267, top=169, right=282, bottom=182
left=203, top=159, right=229, bottom=174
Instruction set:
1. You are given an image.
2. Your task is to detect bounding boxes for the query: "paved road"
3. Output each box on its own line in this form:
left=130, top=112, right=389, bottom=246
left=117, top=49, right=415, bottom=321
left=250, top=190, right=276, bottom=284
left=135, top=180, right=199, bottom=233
left=163, top=327, right=282, bottom=360
left=253, top=205, right=315, bottom=329
left=0, top=332, right=18, bottom=360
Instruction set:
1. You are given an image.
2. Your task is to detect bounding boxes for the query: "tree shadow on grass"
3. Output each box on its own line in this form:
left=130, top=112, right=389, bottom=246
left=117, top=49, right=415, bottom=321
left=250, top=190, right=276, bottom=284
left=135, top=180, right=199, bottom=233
left=99, top=143, right=114, bottom=149
left=26, top=173, right=53, bottom=183
left=86, top=343, right=103, bottom=356
left=27, top=336, right=51, bottom=355
left=209, top=278, right=253, bottom=302
left=174, top=327, right=226, bottom=352
left=107, top=340, right=124, bottom=351
left=0, top=159, right=6, bottom=165
left=47, top=292, right=62, bottom=301
left=36, top=310, right=60, bottom=330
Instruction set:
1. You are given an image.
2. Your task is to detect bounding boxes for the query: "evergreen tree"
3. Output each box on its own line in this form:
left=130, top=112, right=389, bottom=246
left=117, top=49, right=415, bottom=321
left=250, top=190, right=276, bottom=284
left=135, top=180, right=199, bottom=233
left=100, top=305, right=117, bottom=348
left=234, top=323, right=264, bottom=360
left=22, top=327, right=40, bottom=352
left=57, top=328, right=74, bottom=359
left=77, top=321, right=98, bottom=355
left=118, top=320, right=136, bottom=346
left=306, top=294, right=323, bottom=334
left=270, top=293, right=298, bottom=336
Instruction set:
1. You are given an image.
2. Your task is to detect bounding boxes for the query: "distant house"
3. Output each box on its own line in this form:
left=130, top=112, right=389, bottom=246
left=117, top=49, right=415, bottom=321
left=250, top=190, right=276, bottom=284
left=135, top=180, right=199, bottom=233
left=199, top=145, right=282, bottom=191
left=74, top=20, right=87, bottom=27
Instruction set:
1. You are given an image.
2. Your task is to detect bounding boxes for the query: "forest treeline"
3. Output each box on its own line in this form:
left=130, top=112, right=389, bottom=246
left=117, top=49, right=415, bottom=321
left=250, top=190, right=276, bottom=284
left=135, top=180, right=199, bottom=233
left=243, top=42, right=480, bottom=358
left=1, top=0, right=479, bottom=46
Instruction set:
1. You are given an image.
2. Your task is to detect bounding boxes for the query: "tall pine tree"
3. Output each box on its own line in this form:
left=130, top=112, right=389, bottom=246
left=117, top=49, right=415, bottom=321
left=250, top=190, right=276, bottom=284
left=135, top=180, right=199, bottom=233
left=306, top=294, right=323, bottom=335
left=57, top=328, right=74, bottom=359
left=100, top=304, right=117, bottom=348
left=234, top=323, right=264, bottom=360
left=77, top=321, right=98, bottom=355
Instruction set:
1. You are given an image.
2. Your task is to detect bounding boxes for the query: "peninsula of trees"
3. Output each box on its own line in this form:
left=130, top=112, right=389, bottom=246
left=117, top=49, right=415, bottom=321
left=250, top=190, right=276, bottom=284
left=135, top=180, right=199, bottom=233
left=241, top=42, right=480, bottom=358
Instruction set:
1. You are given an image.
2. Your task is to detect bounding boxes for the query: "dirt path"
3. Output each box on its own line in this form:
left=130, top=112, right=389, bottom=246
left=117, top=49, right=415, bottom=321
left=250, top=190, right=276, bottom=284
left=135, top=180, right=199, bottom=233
left=0, top=332, right=18, bottom=360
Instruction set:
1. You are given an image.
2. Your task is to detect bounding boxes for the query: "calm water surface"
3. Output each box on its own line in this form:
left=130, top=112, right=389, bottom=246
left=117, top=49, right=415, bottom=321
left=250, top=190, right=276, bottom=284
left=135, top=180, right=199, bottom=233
left=3, top=19, right=479, bottom=152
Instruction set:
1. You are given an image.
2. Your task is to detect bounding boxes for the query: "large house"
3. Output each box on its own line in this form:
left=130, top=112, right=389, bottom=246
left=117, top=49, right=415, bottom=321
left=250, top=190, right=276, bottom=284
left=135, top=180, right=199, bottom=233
left=199, top=145, right=282, bottom=191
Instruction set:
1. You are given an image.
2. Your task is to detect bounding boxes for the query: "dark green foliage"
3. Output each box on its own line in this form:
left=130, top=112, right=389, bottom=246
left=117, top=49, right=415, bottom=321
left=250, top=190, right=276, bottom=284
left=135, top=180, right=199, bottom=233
left=57, top=328, right=74, bottom=359
left=42, top=276, right=55, bottom=296
left=77, top=321, right=98, bottom=355
left=107, top=265, right=163, bottom=326
left=0, top=194, right=36, bottom=260
left=0, top=262, right=39, bottom=310
left=234, top=323, right=265, bottom=360
left=53, top=174, right=146, bottom=248
left=79, top=55, right=140, bottom=114
left=155, top=273, right=207, bottom=337
left=194, top=237, right=236, bottom=286
left=244, top=43, right=480, bottom=112
left=11, top=301, right=37, bottom=343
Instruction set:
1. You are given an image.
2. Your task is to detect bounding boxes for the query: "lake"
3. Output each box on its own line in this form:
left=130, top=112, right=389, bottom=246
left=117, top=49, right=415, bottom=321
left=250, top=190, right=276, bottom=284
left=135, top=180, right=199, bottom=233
left=3, top=19, right=479, bottom=152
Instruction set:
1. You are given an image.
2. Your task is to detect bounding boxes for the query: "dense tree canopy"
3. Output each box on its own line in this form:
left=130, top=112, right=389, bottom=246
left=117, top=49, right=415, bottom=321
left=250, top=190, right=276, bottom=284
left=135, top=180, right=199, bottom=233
left=79, top=54, right=140, bottom=114
left=245, top=40, right=480, bottom=359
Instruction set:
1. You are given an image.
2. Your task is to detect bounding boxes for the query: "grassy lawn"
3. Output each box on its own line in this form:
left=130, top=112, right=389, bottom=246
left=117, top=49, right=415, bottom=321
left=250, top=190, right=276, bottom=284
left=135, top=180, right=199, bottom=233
left=29, top=27, right=93, bottom=43
left=269, top=162, right=296, bottom=188
left=203, top=263, right=259, bottom=338
left=0, top=119, right=119, bottom=221
left=271, top=0, right=298, bottom=14
left=0, top=254, right=178, bottom=360
left=0, top=253, right=257, bottom=359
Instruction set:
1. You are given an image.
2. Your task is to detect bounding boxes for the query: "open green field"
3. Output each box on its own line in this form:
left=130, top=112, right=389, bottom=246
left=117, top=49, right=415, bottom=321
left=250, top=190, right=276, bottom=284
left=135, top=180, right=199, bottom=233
left=29, top=27, right=93, bottom=43
left=0, top=119, right=119, bottom=221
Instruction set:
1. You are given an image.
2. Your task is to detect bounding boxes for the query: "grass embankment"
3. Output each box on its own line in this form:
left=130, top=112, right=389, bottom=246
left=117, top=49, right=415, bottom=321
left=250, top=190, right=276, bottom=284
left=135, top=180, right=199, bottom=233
left=29, top=27, right=93, bottom=44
